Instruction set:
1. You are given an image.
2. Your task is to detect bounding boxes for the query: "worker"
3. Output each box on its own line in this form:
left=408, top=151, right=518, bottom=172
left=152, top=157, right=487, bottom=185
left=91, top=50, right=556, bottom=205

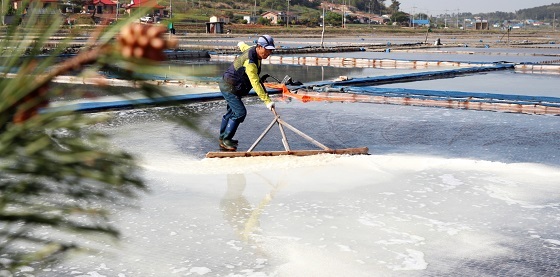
left=168, top=22, right=175, bottom=34
left=218, top=35, right=276, bottom=151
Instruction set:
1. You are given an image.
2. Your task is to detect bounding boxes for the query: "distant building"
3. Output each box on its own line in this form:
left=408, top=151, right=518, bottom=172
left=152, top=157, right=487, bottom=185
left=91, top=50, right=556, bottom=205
left=261, top=11, right=282, bottom=25
left=207, top=15, right=227, bottom=33
left=475, top=19, right=489, bottom=30
left=261, top=11, right=296, bottom=25
left=355, top=15, right=368, bottom=24
left=209, top=15, right=229, bottom=24
left=412, top=19, right=430, bottom=27
left=206, top=21, right=224, bottom=33
left=370, top=15, right=388, bottom=24
left=90, top=0, right=117, bottom=21
left=243, top=15, right=259, bottom=24
left=124, top=0, right=166, bottom=18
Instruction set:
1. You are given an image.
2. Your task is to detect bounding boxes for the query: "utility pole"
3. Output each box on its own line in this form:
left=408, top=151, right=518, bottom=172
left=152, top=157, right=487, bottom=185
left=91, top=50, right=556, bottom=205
left=286, top=0, right=290, bottom=28
left=368, top=0, right=371, bottom=26
left=507, top=26, right=511, bottom=46
left=321, top=6, right=325, bottom=48
left=342, top=0, right=345, bottom=28
left=411, top=6, right=416, bottom=28
left=456, top=9, right=459, bottom=29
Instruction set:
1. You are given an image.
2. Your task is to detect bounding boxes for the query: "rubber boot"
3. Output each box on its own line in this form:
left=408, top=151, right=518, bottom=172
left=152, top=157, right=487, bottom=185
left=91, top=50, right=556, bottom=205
left=220, top=119, right=239, bottom=151
left=219, top=117, right=228, bottom=138
left=219, top=117, right=238, bottom=145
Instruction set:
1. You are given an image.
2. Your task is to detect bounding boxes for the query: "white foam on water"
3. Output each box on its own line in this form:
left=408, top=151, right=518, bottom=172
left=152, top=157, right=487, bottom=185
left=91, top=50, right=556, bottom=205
left=374, top=230, right=425, bottom=246
left=75, top=272, right=106, bottom=277
left=473, top=163, right=560, bottom=209
left=414, top=216, right=472, bottom=236
left=270, top=241, right=377, bottom=277
left=387, top=249, right=428, bottom=271
left=143, top=152, right=341, bottom=175
left=336, top=244, right=355, bottom=252
left=54, top=136, right=560, bottom=276
left=189, top=267, right=212, bottom=275
left=439, top=174, right=464, bottom=190
left=542, top=239, right=560, bottom=250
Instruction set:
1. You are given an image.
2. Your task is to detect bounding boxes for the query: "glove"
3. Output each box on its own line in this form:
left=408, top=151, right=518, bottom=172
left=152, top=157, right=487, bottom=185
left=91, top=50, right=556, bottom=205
left=260, top=74, right=270, bottom=84
left=266, top=102, right=275, bottom=111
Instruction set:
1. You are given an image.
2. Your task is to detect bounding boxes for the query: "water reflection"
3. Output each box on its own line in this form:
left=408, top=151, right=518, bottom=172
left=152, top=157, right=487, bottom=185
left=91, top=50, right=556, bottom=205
left=220, top=174, right=258, bottom=243
left=220, top=174, right=283, bottom=258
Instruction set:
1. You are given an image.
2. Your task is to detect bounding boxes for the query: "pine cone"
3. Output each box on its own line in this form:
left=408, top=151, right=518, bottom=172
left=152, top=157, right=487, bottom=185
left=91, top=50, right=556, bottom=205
left=118, top=23, right=177, bottom=61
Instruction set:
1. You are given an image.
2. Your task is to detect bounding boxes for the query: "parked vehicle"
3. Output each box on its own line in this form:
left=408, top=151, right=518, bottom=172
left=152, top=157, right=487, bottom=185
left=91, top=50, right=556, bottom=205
left=140, top=16, right=153, bottom=23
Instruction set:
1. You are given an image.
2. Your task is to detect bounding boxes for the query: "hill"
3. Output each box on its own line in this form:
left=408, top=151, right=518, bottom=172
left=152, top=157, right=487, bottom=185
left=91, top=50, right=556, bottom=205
left=170, top=1, right=560, bottom=23
left=165, top=1, right=559, bottom=35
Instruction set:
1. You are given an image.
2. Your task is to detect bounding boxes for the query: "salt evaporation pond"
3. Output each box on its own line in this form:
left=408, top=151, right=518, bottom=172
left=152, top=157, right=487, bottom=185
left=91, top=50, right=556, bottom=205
left=32, top=44, right=560, bottom=276
left=37, top=98, right=560, bottom=277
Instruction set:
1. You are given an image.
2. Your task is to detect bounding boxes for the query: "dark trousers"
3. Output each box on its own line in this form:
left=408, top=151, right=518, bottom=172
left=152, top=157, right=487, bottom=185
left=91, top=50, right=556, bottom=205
left=219, top=82, right=247, bottom=140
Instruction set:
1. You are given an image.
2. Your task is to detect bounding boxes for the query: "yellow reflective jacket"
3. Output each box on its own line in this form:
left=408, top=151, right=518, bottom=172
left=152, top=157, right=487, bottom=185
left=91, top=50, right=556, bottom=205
left=222, top=42, right=271, bottom=105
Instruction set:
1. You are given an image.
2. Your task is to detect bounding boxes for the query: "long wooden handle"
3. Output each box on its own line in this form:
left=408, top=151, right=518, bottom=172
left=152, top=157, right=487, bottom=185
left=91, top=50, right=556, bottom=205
left=273, top=108, right=290, bottom=151
left=276, top=118, right=331, bottom=150
left=247, top=117, right=277, bottom=152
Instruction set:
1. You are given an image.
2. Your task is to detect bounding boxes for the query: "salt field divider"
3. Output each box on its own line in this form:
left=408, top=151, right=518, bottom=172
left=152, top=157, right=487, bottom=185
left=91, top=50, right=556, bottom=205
left=344, top=87, right=560, bottom=104
left=343, top=87, right=560, bottom=115
left=44, top=63, right=560, bottom=115
left=213, top=54, right=560, bottom=73
left=46, top=92, right=224, bottom=113
left=303, top=63, right=514, bottom=87
left=516, top=63, right=560, bottom=73
left=45, top=88, right=283, bottom=114
left=283, top=89, right=560, bottom=115
left=210, top=54, right=560, bottom=73
left=212, top=54, right=500, bottom=69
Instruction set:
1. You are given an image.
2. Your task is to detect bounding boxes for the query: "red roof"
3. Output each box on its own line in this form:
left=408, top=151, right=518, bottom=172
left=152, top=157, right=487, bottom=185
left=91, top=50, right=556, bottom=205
left=93, top=0, right=116, bottom=5
left=128, top=0, right=165, bottom=9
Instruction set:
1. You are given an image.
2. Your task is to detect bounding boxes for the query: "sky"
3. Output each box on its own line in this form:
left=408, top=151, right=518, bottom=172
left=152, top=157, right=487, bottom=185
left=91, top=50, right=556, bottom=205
left=398, top=0, right=558, bottom=15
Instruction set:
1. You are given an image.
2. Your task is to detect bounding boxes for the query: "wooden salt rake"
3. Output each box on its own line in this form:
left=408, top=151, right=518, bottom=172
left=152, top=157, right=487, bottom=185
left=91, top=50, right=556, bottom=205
left=205, top=107, right=369, bottom=158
